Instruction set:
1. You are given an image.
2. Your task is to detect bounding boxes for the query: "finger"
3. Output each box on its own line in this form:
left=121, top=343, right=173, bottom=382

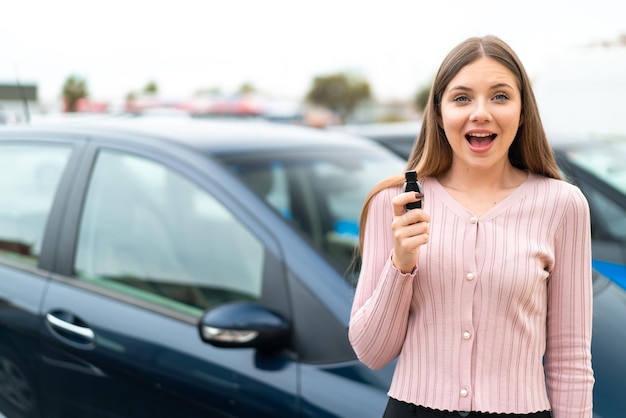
left=403, top=208, right=430, bottom=225
left=396, top=233, right=429, bottom=252
left=393, top=220, right=429, bottom=241
left=392, top=192, right=425, bottom=216
left=391, top=207, right=430, bottom=230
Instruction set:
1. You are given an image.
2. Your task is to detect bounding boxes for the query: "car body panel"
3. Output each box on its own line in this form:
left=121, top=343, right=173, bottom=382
left=0, top=266, right=47, bottom=418
left=40, top=277, right=299, bottom=418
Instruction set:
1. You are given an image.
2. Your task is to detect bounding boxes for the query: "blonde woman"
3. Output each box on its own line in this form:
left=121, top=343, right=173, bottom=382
left=349, top=35, right=594, bottom=418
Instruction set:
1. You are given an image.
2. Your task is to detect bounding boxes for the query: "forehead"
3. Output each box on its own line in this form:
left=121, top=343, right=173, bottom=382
left=446, top=56, right=519, bottom=90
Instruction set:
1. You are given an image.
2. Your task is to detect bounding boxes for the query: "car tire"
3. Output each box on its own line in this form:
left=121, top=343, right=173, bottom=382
left=0, top=346, right=39, bottom=418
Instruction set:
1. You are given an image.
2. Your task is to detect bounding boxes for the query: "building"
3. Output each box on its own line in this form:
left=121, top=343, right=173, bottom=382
left=0, top=82, right=38, bottom=123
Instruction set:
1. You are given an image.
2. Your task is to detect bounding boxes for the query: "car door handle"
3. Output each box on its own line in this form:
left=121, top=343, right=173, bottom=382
left=46, top=312, right=96, bottom=342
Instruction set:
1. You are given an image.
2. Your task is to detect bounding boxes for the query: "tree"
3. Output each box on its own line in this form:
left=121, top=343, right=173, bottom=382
left=62, top=75, right=88, bottom=112
left=144, top=81, right=158, bottom=95
left=305, top=72, right=372, bottom=122
left=238, top=82, right=256, bottom=95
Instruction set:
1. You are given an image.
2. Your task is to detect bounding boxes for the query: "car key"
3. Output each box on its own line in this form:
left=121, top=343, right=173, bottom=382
left=404, top=170, right=423, bottom=211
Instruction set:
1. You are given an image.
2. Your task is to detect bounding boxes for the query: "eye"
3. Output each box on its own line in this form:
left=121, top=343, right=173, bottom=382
left=453, top=95, right=470, bottom=103
left=493, top=93, right=510, bottom=102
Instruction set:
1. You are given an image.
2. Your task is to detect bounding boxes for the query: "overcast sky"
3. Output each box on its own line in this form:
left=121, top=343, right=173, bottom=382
left=2, top=0, right=625, bottom=104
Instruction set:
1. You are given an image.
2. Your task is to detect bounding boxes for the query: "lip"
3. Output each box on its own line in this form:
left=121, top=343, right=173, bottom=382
left=465, top=130, right=496, bottom=153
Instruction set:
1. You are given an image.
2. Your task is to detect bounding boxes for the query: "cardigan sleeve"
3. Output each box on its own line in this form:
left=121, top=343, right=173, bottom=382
left=544, top=185, right=594, bottom=418
left=348, top=188, right=416, bottom=370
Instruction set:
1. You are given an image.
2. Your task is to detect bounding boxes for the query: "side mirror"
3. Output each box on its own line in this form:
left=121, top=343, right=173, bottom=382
left=198, top=302, right=290, bottom=351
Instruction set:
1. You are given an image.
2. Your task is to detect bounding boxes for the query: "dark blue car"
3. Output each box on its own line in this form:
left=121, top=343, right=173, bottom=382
left=0, top=117, right=405, bottom=418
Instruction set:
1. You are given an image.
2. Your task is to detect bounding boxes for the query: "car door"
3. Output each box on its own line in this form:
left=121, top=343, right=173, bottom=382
left=0, top=138, right=77, bottom=418
left=38, top=137, right=299, bottom=418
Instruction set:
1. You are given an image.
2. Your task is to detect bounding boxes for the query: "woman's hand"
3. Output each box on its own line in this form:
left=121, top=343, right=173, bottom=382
left=391, top=192, right=430, bottom=273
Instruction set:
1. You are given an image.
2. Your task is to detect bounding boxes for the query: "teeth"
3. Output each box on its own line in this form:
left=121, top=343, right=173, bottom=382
left=468, top=133, right=492, bottom=138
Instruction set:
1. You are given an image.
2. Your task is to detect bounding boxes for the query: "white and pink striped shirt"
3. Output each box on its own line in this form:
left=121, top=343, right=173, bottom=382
left=349, top=173, right=594, bottom=418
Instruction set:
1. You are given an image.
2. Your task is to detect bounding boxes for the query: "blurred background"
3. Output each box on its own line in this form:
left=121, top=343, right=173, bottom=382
left=1, top=0, right=625, bottom=128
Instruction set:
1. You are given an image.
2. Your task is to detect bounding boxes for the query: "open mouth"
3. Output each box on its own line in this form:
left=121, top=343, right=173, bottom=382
left=466, top=132, right=496, bottom=147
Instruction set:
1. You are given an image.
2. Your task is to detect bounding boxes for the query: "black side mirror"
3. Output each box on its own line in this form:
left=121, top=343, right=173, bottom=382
left=198, top=302, right=290, bottom=351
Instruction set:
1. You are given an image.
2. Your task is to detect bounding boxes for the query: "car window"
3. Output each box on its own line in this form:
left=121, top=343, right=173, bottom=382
left=0, top=143, right=71, bottom=267
left=563, top=144, right=626, bottom=241
left=565, top=143, right=626, bottom=196
left=223, top=147, right=405, bottom=278
left=74, top=150, right=264, bottom=316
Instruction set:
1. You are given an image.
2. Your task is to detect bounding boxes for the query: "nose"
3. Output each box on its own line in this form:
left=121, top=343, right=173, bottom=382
left=469, top=99, right=492, bottom=122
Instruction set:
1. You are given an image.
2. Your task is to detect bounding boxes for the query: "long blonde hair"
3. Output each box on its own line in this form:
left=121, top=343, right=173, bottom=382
left=359, top=35, right=562, bottom=253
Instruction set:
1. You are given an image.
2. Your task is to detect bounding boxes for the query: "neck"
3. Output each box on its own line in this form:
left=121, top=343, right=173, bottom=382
left=436, top=162, right=528, bottom=217
left=439, top=162, right=525, bottom=193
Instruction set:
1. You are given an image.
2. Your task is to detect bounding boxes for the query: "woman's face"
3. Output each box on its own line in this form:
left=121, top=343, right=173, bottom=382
left=439, top=56, right=522, bottom=172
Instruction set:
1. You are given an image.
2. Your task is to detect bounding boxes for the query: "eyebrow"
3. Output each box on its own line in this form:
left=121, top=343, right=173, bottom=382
left=448, top=82, right=516, bottom=92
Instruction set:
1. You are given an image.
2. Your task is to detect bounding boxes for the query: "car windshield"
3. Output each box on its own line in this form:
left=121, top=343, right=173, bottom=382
left=217, top=146, right=405, bottom=280
left=565, top=141, right=626, bottom=196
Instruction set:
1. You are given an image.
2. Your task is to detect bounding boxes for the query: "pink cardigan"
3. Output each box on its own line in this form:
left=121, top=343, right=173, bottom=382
left=349, top=173, right=594, bottom=417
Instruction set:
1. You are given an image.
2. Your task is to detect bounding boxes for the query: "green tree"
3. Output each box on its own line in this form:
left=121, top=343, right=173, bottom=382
left=238, top=82, right=256, bottom=95
left=144, top=81, right=158, bottom=95
left=62, top=75, right=88, bottom=112
left=305, top=72, right=372, bottom=122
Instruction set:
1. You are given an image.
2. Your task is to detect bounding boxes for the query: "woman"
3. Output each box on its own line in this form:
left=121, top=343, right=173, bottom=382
left=349, top=35, right=594, bottom=418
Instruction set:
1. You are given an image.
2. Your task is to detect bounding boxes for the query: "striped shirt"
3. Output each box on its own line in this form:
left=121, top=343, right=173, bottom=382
left=349, top=173, right=594, bottom=417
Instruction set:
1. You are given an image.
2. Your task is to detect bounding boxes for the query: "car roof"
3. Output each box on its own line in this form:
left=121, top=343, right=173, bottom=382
left=1, top=115, right=386, bottom=155
left=332, top=120, right=421, bottom=140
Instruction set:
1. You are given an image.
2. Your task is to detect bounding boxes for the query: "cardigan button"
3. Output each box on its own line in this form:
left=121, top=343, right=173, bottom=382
left=469, top=216, right=478, bottom=224
left=460, top=388, right=469, bottom=397
left=466, top=273, right=475, bottom=281
left=463, top=331, right=471, bottom=340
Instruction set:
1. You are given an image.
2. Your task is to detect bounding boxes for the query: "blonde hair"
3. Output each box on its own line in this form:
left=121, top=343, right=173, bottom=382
left=359, top=35, right=562, bottom=253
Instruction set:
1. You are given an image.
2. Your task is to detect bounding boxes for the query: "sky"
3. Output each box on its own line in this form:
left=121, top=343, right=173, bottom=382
left=2, top=0, right=625, bottom=105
